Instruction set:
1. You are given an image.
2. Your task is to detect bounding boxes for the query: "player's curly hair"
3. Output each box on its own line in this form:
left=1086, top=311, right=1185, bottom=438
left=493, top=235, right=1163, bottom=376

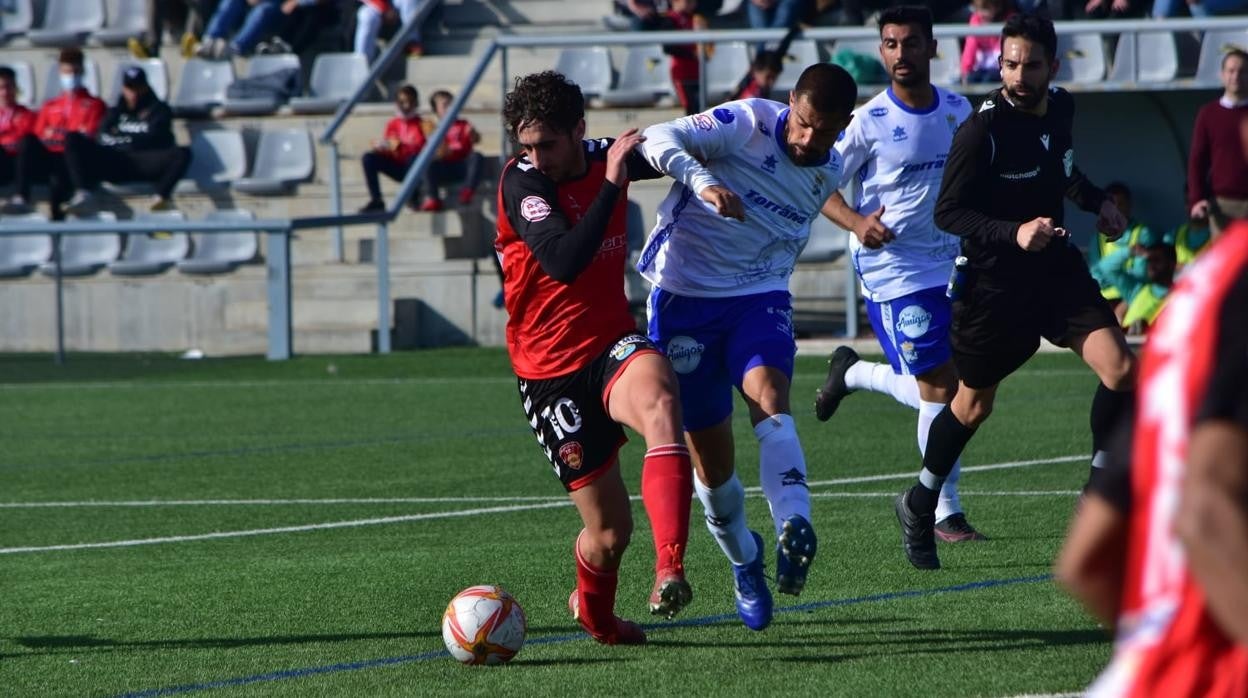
left=502, top=71, right=584, bottom=143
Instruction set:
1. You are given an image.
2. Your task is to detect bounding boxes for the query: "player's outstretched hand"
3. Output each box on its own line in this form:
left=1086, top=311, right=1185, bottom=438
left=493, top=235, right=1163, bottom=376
left=1096, top=198, right=1128, bottom=241
left=605, top=128, right=646, bottom=187
left=854, top=205, right=895, bottom=249
left=1016, top=216, right=1058, bottom=252
left=700, top=185, right=746, bottom=222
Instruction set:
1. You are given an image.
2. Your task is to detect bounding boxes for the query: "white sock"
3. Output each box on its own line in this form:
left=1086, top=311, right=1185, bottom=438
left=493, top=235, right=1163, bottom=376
left=919, top=400, right=964, bottom=522
left=754, top=414, right=811, bottom=537
left=845, top=359, right=921, bottom=409
left=693, top=473, right=757, bottom=566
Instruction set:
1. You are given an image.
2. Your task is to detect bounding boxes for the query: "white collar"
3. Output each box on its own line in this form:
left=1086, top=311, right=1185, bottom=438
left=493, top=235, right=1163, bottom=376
left=1219, top=95, right=1248, bottom=108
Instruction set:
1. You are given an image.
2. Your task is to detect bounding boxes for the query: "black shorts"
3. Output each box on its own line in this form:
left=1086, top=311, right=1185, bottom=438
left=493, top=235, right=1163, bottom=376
left=950, top=251, right=1118, bottom=389
left=517, top=333, right=659, bottom=492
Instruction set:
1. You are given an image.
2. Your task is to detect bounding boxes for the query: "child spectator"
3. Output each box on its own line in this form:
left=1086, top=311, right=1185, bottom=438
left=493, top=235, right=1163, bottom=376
left=418, top=89, right=483, bottom=211
left=733, top=50, right=783, bottom=101
left=961, top=0, right=1013, bottom=85
left=358, top=84, right=426, bottom=213
left=0, top=67, right=35, bottom=189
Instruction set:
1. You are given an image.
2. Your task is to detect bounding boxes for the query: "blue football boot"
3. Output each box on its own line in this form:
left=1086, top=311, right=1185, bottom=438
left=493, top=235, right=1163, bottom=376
left=776, top=514, right=817, bottom=596
left=731, top=530, right=773, bottom=631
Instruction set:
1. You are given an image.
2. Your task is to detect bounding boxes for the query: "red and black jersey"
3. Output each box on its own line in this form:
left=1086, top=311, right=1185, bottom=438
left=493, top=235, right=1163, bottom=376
left=495, top=137, right=659, bottom=380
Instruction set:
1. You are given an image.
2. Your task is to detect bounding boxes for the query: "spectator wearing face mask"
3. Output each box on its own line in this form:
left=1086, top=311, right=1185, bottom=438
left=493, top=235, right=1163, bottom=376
left=357, top=84, right=427, bottom=213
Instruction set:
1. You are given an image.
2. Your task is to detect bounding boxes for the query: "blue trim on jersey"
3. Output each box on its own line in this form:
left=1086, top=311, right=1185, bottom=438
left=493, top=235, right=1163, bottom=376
left=886, top=86, right=940, bottom=116
left=638, top=185, right=694, bottom=273
left=773, top=107, right=831, bottom=167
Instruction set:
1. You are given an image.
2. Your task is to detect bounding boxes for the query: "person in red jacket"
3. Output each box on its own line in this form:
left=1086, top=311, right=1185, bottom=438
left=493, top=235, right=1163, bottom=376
left=419, top=89, right=483, bottom=211
left=2, top=48, right=106, bottom=218
left=357, top=84, right=426, bottom=213
left=0, top=66, right=35, bottom=189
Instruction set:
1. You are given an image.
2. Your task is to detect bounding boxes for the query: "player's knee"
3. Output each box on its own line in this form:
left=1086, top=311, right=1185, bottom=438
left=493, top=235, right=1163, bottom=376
left=589, top=523, right=632, bottom=560
left=954, top=395, right=993, bottom=427
left=1103, top=353, right=1136, bottom=392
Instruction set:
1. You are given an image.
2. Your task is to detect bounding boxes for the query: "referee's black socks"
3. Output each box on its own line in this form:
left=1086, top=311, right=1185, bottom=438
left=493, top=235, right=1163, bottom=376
left=1087, top=382, right=1135, bottom=490
left=909, top=405, right=977, bottom=515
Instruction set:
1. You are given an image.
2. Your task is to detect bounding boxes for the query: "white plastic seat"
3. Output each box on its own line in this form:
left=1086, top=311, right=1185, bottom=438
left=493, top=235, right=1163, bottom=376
left=0, top=0, right=33, bottom=40
left=1195, top=29, right=1248, bottom=86
left=1109, top=31, right=1178, bottom=84
left=600, top=45, right=673, bottom=108
left=554, top=47, right=613, bottom=98
left=0, top=60, right=36, bottom=107
left=178, top=210, right=259, bottom=274
left=177, top=129, right=247, bottom=193
left=1055, top=33, right=1106, bottom=84
left=172, top=58, right=236, bottom=116
left=290, top=52, right=369, bottom=114
left=705, top=41, right=751, bottom=103
left=222, top=54, right=302, bottom=116
left=105, top=58, right=170, bottom=105
left=27, top=0, right=105, bottom=47
left=0, top=212, right=52, bottom=278
left=95, top=0, right=149, bottom=45
left=929, top=41, right=961, bottom=86
left=233, top=129, right=315, bottom=196
left=774, top=40, right=822, bottom=93
left=109, top=211, right=190, bottom=276
left=38, top=212, right=121, bottom=277
left=41, top=58, right=102, bottom=104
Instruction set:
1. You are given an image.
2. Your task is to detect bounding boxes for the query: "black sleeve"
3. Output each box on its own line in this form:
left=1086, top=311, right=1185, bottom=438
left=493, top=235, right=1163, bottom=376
left=97, top=107, right=123, bottom=144
left=127, top=102, right=174, bottom=150
left=933, top=116, right=1021, bottom=248
left=626, top=145, right=663, bottom=181
left=501, top=165, right=622, bottom=284
left=1196, top=269, right=1248, bottom=427
left=1065, top=164, right=1109, bottom=215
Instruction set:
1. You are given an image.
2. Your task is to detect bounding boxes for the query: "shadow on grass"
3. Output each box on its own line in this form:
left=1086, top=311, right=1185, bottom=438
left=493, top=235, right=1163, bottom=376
left=648, top=626, right=1106, bottom=656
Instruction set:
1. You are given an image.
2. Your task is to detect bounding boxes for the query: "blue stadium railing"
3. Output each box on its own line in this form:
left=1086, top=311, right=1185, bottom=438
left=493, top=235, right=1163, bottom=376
left=2, top=15, right=1246, bottom=362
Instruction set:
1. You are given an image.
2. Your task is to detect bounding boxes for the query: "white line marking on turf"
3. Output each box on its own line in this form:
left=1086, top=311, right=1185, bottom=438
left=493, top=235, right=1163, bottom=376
left=1000, top=693, right=1082, bottom=698
left=748, top=454, right=1087, bottom=492
left=0, top=501, right=573, bottom=554
left=809, top=490, right=1080, bottom=498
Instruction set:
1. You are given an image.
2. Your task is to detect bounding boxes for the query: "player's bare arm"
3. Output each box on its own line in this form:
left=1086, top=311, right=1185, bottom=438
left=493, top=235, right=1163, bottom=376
left=700, top=184, right=746, bottom=222
left=822, top=193, right=893, bottom=249
left=1055, top=492, right=1127, bottom=629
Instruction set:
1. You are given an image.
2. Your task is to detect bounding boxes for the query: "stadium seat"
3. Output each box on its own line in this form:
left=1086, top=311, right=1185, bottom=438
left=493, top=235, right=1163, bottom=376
left=0, top=212, right=52, bottom=278
left=172, top=58, right=236, bottom=117
left=27, top=0, right=105, bottom=47
left=105, top=57, right=170, bottom=104
left=290, top=52, right=369, bottom=114
left=774, top=40, right=822, bottom=93
left=222, top=54, right=302, bottom=116
left=0, top=60, right=36, bottom=107
left=1055, top=33, right=1106, bottom=84
left=95, top=0, right=148, bottom=46
left=38, top=212, right=121, bottom=277
left=0, top=0, right=33, bottom=41
left=1109, top=31, right=1178, bottom=84
left=178, top=209, right=259, bottom=274
left=109, top=211, right=190, bottom=276
left=600, top=45, right=673, bottom=108
left=1195, top=29, right=1248, bottom=86
left=798, top=214, right=847, bottom=264
left=705, top=41, right=751, bottom=103
left=930, top=41, right=961, bottom=86
left=177, top=129, right=248, bottom=193
left=554, top=47, right=613, bottom=99
left=233, top=129, right=315, bottom=196
left=41, top=58, right=101, bottom=104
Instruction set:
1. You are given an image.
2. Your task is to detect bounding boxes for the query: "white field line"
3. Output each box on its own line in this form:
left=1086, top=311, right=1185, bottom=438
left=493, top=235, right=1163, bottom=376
left=809, top=490, right=1080, bottom=498
left=748, top=454, right=1088, bottom=492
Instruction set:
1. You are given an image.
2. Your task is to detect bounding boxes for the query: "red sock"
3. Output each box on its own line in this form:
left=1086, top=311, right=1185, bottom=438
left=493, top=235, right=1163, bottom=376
left=574, top=531, right=620, bottom=636
left=641, top=444, right=693, bottom=573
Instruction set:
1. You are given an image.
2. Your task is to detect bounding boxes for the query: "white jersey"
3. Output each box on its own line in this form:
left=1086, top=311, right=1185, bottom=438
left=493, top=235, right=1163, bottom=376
left=834, top=87, right=972, bottom=302
left=637, top=99, right=845, bottom=298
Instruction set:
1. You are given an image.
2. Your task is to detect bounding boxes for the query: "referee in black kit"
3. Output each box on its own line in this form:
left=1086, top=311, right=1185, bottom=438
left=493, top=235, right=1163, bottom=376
left=889, top=13, right=1136, bottom=570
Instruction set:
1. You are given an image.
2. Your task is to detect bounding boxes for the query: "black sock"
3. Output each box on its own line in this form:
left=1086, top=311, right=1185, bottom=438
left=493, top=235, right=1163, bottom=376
left=909, top=406, right=978, bottom=514
left=1088, top=382, right=1135, bottom=488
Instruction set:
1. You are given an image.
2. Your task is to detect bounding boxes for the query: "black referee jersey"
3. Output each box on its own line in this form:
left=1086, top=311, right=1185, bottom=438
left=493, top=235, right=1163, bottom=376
left=934, top=86, right=1109, bottom=281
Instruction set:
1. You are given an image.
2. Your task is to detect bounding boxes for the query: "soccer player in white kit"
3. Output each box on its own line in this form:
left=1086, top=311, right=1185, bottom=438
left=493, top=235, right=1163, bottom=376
left=638, top=64, right=857, bottom=630
left=812, top=6, right=986, bottom=552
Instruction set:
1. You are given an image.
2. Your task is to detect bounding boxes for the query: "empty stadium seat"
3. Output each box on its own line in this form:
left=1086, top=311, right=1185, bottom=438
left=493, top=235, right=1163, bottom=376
left=1195, top=29, right=1248, bottom=85
left=290, top=52, right=370, bottom=114
left=222, top=54, right=302, bottom=116
left=177, top=129, right=247, bottom=193
left=600, top=45, right=673, bottom=108
left=41, top=58, right=101, bottom=104
left=0, top=0, right=33, bottom=41
left=705, top=41, right=751, bottom=102
left=1055, top=33, right=1106, bottom=84
left=1109, top=31, right=1179, bottom=84
left=105, top=58, right=170, bottom=104
left=0, top=60, right=36, bottom=107
left=38, top=212, right=121, bottom=277
left=109, top=211, right=190, bottom=276
left=798, top=214, right=848, bottom=264
left=27, top=0, right=105, bottom=47
left=555, top=47, right=613, bottom=98
left=233, top=129, right=315, bottom=196
left=172, top=58, right=235, bottom=116
left=930, top=42, right=961, bottom=86
left=774, top=40, right=822, bottom=93
left=0, top=212, right=52, bottom=278
left=178, top=210, right=259, bottom=274
left=95, top=0, right=148, bottom=45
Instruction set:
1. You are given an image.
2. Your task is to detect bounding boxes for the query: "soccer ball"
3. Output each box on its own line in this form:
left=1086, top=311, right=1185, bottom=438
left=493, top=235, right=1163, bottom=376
left=441, top=585, right=527, bottom=665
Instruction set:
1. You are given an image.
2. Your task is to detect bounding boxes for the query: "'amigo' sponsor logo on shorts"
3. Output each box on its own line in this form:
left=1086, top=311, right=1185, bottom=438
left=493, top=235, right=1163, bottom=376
left=896, top=304, right=932, bottom=339
left=666, top=335, right=705, bottom=374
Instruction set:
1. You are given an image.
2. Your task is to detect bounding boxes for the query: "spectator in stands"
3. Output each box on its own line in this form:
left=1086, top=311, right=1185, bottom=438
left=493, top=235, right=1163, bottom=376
left=60, top=67, right=192, bottom=215
left=747, top=0, right=812, bottom=36
left=1088, top=182, right=1152, bottom=315
left=1172, top=214, right=1213, bottom=272
left=0, top=67, right=35, bottom=190
left=1189, top=49, right=1248, bottom=237
left=1153, top=0, right=1248, bottom=17
left=419, top=89, right=483, bottom=211
left=606, top=0, right=665, bottom=31
left=269, top=0, right=338, bottom=55
left=662, top=0, right=709, bottom=115
left=358, top=84, right=425, bottom=213
left=130, top=0, right=219, bottom=59
left=354, top=0, right=429, bottom=61
left=733, top=50, right=783, bottom=100
left=961, top=0, right=1014, bottom=84
left=197, top=0, right=285, bottom=59
left=1, top=49, right=106, bottom=218
left=1093, top=227, right=1176, bottom=332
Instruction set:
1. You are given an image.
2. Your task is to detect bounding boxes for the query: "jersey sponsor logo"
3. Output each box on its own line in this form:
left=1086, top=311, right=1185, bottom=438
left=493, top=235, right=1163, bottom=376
left=609, top=335, right=642, bottom=361
left=1063, top=149, right=1074, bottom=177
left=945, top=92, right=963, bottom=105
left=761, top=154, right=777, bottom=174
left=666, top=335, right=705, bottom=374
left=892, top=126, right=907, bottom=142
left=558, top=441, right=584, bottom=470
left=742, top=189, right=810, bottom=225
left=1040, top=133, right=1050, bottom=151
left=899, top=157, right=946, bottom=176
left=869, top=107, right=888, bottom=117
left=896, top=304, right=932, bottom=339
left=520, top=195, right=552, bottom=222
left=1000, top=166, right=1040, bottom=180
left=712, top=107, right=735, bottom=124
left=692, top=113, right=714, bottom=131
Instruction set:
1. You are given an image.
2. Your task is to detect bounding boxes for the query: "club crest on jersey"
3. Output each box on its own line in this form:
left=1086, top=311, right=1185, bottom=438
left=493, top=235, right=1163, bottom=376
left=1063, top=149, right=1074, bottom=177
left=666, top=335, right=705, bottom=374
left=900, top=341, right=919, bottom=365
left=897, top=305, right=932, bottom=339
left=692, top=113, right=714, bottom=131
left=947, top=114, right=957, bottom=133
left=712, top=107, right=735, bottom=124
left=869, top=107, right=888, bottom=117
left=758, top=121, right=770, bottom=136
left=520, top=195, right=551, bottom=222
left=892, top=126, right=907, bottom=142
left=559, top=442, right=584, bottom=470
left=812, top=173, right=824, bottom=197
left=761, top=154, right=777, bottom=174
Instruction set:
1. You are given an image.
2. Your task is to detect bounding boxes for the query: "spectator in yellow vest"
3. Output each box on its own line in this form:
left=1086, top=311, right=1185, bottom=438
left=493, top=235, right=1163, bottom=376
left=1094, top=226, right=1176, bottom=333
left=1087, top=182, right=1152, bottom=310
left=1170, top=215, right=1213, bottom=272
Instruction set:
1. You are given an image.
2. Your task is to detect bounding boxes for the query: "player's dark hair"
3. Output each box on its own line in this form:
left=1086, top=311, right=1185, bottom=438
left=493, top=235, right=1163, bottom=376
left=878, top=5, right=934, bottom=42
left=396, top=83, right=418, bottom=103
left=1001, top=13, right=1057, bottom=62
left=503, top=71, right=584, bottom=143
left=1104, top=181, right=1131, bottom=199
left=792, top=63, right=858, bottom=115
left=752, top=50, right=783, bottom=74
left=1223, top=49, right=1248, bottom=69
left=0, top=66, right=14, bottom=84
left=58, top=47, right=85, bottom=69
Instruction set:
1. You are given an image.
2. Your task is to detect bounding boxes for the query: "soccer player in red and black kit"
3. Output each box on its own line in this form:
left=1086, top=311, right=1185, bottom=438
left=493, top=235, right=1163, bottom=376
left=495, top=71, right=694, bottom=645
